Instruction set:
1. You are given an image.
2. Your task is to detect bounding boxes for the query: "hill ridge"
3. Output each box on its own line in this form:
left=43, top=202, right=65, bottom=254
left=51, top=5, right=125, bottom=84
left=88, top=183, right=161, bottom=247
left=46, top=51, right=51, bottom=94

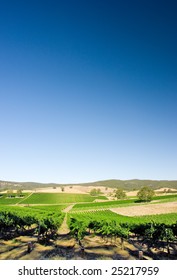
left=1, top=179, right=177, bottom=191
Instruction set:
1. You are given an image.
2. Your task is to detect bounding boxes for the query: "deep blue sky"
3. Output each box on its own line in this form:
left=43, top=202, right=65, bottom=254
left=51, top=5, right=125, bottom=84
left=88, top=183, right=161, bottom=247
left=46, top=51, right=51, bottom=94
left=0, top=0, right=177, bottom=183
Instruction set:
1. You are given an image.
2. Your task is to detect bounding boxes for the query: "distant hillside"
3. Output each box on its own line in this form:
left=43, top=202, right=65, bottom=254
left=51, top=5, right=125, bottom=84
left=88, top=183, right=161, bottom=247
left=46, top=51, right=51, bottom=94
left=0, top=180, right=63, bottom=190
left=81, top=179, right=177, bottom=190
left=1, top=179, right=177, bottom=191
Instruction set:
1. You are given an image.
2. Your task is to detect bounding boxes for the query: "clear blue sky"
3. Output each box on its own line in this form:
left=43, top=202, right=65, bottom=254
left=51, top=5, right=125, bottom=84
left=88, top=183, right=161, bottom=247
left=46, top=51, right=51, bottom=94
left=0, top=0, right=177, bottom=183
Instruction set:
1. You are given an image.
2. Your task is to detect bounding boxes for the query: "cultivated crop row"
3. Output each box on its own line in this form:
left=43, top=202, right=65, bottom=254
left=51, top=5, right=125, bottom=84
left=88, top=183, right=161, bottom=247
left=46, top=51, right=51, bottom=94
left=68, top=210, right=177, bottom=256
left=0, top=206, right=64, bottom=241
left=71, top=194, right=177, bottom=210
left=18, top=193, right=107, bottom=204
left=69, top=210, right=177, bottom=225
left=0, top=193, right=30, bottom=205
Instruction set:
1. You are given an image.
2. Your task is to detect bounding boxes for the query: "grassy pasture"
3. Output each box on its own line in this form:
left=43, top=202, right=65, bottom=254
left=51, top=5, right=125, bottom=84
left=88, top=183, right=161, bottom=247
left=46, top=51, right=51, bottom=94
left=19, top=193, right=107, bottom=204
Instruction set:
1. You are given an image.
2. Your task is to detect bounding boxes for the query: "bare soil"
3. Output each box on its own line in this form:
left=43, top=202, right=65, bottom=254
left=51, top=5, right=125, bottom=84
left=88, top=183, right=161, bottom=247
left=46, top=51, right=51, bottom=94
left=110, top=201, right=177, bottom=216
left=0, top=233, right=176, bottom=260
left=1, top=186, right=176, bottom=200
left=125, top=188, right=177, bottom=197
left=24, top=185, right=113, bottom=194
left=0, top=234, right=142, bottom=260
left=18, top=186, right=177, bottom=197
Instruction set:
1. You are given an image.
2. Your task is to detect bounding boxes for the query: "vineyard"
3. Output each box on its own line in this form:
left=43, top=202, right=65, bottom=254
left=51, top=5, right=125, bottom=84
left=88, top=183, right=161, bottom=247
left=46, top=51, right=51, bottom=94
left=28, top=205, right=67, bottom=212
left=0, top=193, right=30, bottom=205
left=71, top=194, right=177, bottom=211
left=69, top=210, right=177, bottom=225
left=0, top=206, right=64, bottom=241
left=0, top=190, right=177, bottom=260
left=68, top=210, right=177, bottom=258
left=19, top=193, right=107, bottom=204
left=72, top=199, right=137, bottom=211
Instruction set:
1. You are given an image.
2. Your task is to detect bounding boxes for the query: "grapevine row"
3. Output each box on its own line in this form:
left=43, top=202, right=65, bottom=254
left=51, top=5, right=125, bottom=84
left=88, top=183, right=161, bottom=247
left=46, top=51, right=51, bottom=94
left=0, top=206, right=64, bottom=241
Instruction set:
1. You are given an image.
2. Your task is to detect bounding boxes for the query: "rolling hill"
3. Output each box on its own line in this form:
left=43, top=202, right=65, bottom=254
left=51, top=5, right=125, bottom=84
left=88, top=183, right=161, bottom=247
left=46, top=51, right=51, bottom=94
left=0, top=179, right=177, bottom=191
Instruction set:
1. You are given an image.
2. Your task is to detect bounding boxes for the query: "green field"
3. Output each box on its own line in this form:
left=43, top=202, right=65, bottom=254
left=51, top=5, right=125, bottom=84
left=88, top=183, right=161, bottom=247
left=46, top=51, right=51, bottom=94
left=28, top=205, right=67, bottom=211
left=19, top=193, right=107, bottom=204
left=1, top=191, right=177, bottom=210
left=69, top=209, right=177, bottom=225
left=0, top=204, right=58, bottom=214
left=0, top=193, right=30, bottom=205
left=71, top=194, right=177, bottom=211
left=151, top=194, right=177, bottom=203
left=72, top=199, right=136, bottom=210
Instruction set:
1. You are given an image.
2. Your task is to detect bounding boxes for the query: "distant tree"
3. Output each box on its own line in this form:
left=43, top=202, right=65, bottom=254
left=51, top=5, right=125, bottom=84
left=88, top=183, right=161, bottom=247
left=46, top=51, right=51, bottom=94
left=114, top=188, right=127, bottom=200
left=16, top=189, right=23, bottom=197
left=7, top=189, right=14, bottom=198
left=90, top=188, right=102, bottom=196
left=137, top=186, right=155, bottom=202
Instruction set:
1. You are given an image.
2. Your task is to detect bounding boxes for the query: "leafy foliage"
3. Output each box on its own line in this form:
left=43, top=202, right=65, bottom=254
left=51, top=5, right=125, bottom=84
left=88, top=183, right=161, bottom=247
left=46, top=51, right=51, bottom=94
left=137, top=186, right=155, bottom=202
left=0, top=206, right=64, bottom=240
left=68, top=210, right=177, bottom=254
left=114, top=188, right=127, bottom=199
left=90, top=188, right=102, bottom=196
